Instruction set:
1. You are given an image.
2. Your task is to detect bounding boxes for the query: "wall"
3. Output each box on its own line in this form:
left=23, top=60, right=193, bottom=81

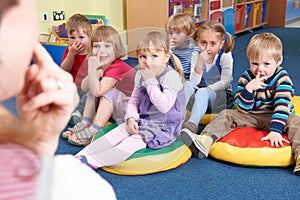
left=37, top=0, right=126, bottom=34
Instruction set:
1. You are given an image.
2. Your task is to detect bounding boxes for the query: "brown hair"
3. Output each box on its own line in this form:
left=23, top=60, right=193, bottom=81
left=65, top=13, right=92, bottom=37
left=193, top=20, right=235, bottom=53
left=136, top=31, right=184, bottom=81
left=246, top=32, right=283, bottom=63
left=166, top=13, right=195, bottom=36
left=0, top=0, right=18, bottom=24
left=88, top=25, right=126, bottom=59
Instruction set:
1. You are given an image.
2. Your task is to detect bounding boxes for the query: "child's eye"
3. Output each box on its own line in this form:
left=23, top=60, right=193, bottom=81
left=210, top=42, right=217, bottom=47
left=69, top=36, right=75, bottom=40
left=93, top=44, right=100, bottom=49
left=139, top=55, right=146, bottom=59
left=264, top=63, right=271, bottom=67
left=79, top=35, right=86, bottom=39
left=151, top=55, right=158, bottom=58
left=251, top=62, right=259, bottom=66
left=199, top=41, right=207, bottom=46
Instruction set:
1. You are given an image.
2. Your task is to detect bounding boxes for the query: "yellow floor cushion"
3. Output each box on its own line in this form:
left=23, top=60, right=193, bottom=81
left=209, top=127, right=293, bottom=167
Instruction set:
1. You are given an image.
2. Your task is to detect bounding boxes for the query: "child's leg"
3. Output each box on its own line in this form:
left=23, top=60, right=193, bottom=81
left=112, top=90, right=130, bottom=124
left=75, top=123, right=147, bottom=168
left=93, top=97, right=113, bottom=127
left=181, top=109, right=257, bottom=158
left=285, top=115, right=300, bottom=174
left=82, top=93, right=98, bottom=123
left=184, top=81, right=196, bottom=106
left=76, top=89, right=88, bottom=115
left=189, top=88, right=216, bottom=126
left=286, top=115, right=300, bottom=159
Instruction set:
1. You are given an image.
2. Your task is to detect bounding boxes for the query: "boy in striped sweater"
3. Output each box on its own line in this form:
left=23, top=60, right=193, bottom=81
left=181, top=32, right=300, bottom=175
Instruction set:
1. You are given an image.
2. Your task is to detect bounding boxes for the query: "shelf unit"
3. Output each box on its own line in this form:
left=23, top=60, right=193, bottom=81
left=126, top=0, right=209, bottom=58
left=234, top=0, right=270, bottom=34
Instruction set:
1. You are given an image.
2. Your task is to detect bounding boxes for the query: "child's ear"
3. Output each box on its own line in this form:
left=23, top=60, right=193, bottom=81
left=219, top=40, right=225, bottom=50
left=277, top=56, right=283, bottom=66
left=165, top=52, right=171, bottom=63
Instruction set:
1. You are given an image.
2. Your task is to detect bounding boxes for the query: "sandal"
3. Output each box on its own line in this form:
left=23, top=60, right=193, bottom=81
left=62, top=122, right=85, bottom=139
left=68, top=127, right=95, bottom=146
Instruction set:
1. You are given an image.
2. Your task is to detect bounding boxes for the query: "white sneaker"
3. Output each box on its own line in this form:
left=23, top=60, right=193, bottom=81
left=180, top=128, right=209, bottom=159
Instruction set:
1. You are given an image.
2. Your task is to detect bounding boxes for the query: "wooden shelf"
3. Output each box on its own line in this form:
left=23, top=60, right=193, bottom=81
left=234, top=0, right=270, bottom=34
left=126, top=0, right=209, bottom=58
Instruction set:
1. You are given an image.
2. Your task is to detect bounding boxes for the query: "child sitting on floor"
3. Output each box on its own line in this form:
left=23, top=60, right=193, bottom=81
left=61, top=14, right=92, bottom=126
left=181, top=20, right=235, bottom=134
left=63, top=25, right=136, bottom=146
left=166, top=13, right=199, bottom=80
left=74, top=31, right=186, bottom=168
left=181, top=32, right=300, bottom=176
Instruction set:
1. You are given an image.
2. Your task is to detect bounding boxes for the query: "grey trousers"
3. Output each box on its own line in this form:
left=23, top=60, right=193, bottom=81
left=201, top=109, right=300, bottom=161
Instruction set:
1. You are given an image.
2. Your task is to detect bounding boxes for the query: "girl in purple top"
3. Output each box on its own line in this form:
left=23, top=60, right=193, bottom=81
left=75, top=31, right=186, bottom=168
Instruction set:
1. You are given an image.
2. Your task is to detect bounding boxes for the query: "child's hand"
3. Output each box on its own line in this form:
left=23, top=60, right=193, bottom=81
left=88, top=56, right=103, bottom=79
left=141, top=65, right=157, bottom=80
left=194, top=50, right=209, bottom=74
left=69, top=41, right=84, bottom=56
left=245, top=72, right=267, bottom=93
left=127, top=118, right=139, bottom=135
left=261, top=131, right=290, bottom=147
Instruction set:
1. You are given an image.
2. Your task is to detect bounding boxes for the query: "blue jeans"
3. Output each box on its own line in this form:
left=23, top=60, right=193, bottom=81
left=184, top=81, right=217, bottom=125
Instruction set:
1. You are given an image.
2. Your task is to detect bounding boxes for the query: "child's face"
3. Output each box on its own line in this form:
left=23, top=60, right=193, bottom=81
left=168, top=30, right=188, bottom=49
left=249, top=54, right=282, bottom=78
left=68, top=28, right=89, bottom=54
left=92, top=41, right=116, bottom=67
left=197, top=30, right=224, bottom=59
left=138, top=48, right=170, bottom=76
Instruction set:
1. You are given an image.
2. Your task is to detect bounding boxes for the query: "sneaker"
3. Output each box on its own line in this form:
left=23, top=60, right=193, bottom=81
left=180, top=128, right=209, bottom=159
left=293, top=156, right=300, bottom=176
left=181, top=120, right=198, bottom=134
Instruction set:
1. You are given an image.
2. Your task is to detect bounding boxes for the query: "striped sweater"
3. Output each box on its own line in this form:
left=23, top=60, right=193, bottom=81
left=169, top=39, right=200, bottom=80
left=235, top=66, right=294, bottom=134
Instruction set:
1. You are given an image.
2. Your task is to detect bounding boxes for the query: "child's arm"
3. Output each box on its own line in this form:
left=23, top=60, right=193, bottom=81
left=60, top=52, right=75, bottom=72
left=125, top=73, right=141, bottom=121
left=207, top=52, right=233, bottom=91
left=144, top=70, right=183, bottom=113
left=87, top=56, right=118, bottom=97
left=60, top=42, right=83, bottom=72
left=236, top=71, right=267, bottom=112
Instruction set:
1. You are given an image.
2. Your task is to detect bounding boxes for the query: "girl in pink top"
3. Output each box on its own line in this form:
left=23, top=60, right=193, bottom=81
left=75, top=31, right=186, bottom=168
left=64, top=25, right=136, bottom=146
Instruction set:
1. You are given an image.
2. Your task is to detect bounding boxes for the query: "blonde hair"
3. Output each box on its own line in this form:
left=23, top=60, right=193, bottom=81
left=193, top=20, right=235, bottom=53
left=136, top=31, right=184, bottom=80
left=88, top=25, right=126, bottom=59
left=65, top=13, right=92, bottom=37
left=246, top=32, right=282, bottom=63
left=166, top=13, right=195, bottom=36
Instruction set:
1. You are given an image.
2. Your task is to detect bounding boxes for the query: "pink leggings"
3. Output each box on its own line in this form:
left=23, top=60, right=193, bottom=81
left=75, top=123, right=147, bottom=167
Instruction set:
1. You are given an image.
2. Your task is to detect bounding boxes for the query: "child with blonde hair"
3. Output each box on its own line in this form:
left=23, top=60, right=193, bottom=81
left=166, top=13, right=199, bottom=80
left=181, top=20, right=235, bottom=134
left=63, top=25, right=136, bottom=146
left=61, top=13, right=92, bottom=125
left=74, top=31, right=186, bottom=168
left=181, top=32, right=300, bottom=176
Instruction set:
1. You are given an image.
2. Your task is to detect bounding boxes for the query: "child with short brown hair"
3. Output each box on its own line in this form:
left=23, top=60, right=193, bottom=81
left=61, top=13, right=92, bottom=125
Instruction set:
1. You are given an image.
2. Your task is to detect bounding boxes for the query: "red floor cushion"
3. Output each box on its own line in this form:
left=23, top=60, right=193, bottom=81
left=209, top=127, right=294, bottom=167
